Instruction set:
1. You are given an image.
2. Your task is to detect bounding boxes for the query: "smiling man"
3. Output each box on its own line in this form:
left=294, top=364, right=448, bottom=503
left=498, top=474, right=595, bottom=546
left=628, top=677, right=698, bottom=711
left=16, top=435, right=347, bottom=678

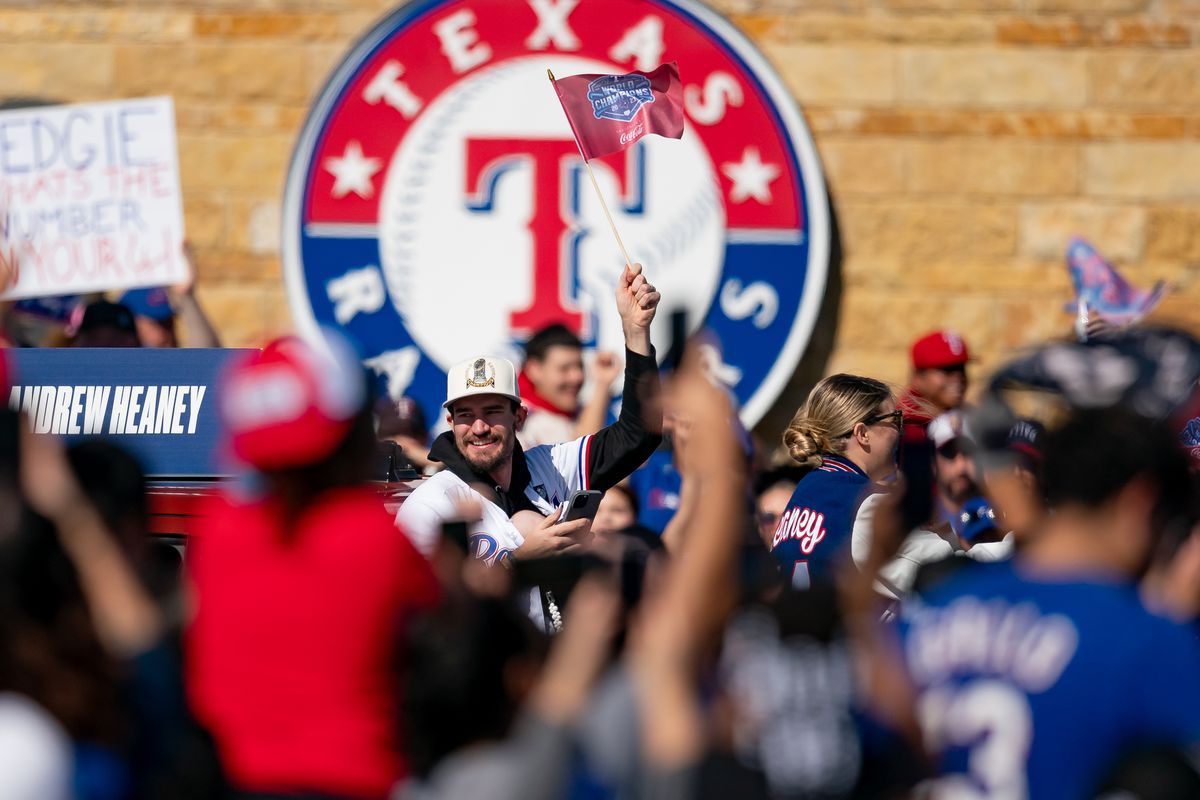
left=516, top=324, right=586, bottom=448
left=395, top=263, right=662, bottom=569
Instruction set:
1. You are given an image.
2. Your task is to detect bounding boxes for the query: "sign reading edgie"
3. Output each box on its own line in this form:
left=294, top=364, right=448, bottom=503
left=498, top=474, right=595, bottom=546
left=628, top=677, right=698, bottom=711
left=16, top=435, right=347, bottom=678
left=0, top=97, right=188, bottom=300
left=284, top=0, right=828, bottom=427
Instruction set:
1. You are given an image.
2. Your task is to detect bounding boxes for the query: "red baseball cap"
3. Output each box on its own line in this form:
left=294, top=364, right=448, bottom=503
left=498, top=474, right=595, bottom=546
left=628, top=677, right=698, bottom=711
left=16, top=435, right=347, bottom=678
left=220, top=335, right=365, bottom=470
left=911, top=331, right=970, bottom=370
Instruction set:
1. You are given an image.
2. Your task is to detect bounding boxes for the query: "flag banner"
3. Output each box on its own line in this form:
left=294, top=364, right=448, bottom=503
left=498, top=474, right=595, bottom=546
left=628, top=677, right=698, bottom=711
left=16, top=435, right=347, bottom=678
left=1065, top=237, right=1166, bottom=325
left=553, top=62, right=685, bottom=161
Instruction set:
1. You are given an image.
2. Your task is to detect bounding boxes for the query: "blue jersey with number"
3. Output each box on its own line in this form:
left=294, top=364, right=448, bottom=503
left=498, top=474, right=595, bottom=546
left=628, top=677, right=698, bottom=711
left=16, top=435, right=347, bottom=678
left=900, top=559, right=1200, bottom=800
left=769, top=455, right=870, bottom=588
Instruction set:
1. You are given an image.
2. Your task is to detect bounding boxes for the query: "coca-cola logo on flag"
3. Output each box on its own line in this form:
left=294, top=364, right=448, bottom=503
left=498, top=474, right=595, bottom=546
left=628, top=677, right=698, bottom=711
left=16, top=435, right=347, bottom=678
left=283, top=0, right=830, bottom=428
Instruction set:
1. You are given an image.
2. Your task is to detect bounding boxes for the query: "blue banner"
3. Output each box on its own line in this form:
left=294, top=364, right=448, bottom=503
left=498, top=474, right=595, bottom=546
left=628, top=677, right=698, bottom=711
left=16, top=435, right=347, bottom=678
left=7, top=348, right=253, bottom=477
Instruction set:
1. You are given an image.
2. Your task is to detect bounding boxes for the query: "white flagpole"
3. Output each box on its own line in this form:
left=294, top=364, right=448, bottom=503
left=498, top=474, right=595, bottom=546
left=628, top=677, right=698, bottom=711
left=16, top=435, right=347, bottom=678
left=548, top=69, right=633, bottom=269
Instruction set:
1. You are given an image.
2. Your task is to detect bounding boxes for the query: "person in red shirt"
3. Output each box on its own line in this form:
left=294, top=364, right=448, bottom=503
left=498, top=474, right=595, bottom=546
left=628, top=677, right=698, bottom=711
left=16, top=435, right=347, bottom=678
left=898, top=330, right=970, bottom=448
left=186, top=335, right=439, bottom=800
left=897, top=331, right=971, bottom=513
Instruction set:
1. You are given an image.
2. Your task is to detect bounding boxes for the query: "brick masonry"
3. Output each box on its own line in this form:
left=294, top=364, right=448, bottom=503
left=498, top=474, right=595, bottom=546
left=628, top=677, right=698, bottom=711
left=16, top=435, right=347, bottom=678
left=2, top=0, right=1197, bottom=432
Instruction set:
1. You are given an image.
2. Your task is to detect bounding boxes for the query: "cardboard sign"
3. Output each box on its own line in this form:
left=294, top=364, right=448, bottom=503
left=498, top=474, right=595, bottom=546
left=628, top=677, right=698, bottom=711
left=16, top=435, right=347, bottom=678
left=0, top=97, right=187, bottom=300
left=6, top=348, right=252, bottom=477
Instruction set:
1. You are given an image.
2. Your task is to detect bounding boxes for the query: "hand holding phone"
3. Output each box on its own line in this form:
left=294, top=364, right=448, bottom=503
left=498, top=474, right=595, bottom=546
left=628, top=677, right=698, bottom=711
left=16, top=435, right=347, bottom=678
left=514, top=511, right=592, bottom=559
left=557, top=490, right=604, bottom=523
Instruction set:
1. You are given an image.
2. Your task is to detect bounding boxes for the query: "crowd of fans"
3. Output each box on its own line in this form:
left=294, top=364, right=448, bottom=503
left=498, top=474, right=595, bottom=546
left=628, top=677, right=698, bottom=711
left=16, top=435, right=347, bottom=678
left=2, top=252, right=1200, bottom=800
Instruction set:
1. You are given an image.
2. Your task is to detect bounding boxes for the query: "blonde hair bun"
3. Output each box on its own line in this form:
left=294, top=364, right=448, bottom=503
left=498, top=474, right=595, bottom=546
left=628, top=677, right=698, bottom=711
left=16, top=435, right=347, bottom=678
left=783, top=425, right=831, bottom=469
left=783, top=373, right=893, bottom=468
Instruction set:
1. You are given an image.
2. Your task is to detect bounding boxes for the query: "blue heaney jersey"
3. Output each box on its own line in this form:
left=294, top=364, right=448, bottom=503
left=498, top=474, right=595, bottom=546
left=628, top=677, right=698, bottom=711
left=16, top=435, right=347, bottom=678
left=900, top=559, right=1200, bottom=800
left=770, top=454, right=869, bottom=589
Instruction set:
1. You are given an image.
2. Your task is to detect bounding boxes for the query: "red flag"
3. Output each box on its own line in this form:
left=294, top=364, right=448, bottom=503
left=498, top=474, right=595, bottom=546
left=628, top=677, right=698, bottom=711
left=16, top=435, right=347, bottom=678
left=552, top=62, right=685, bottom=161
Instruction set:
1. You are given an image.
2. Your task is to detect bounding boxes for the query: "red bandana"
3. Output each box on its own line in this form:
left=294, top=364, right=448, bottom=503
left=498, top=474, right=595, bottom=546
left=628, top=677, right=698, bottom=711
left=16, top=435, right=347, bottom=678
left=517, top=370, right=577, bottom=418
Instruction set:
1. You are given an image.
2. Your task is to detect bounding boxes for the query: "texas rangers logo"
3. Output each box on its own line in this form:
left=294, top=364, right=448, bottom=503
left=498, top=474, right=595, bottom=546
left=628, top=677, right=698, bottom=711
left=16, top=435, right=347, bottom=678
left=588, top=74, right=654, bottom=122
left=283, top=0, right=829, bottom=429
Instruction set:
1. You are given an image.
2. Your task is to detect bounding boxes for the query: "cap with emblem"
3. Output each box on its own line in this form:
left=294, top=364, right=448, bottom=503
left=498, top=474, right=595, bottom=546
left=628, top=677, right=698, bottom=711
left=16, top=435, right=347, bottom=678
left=220, top=334, right=366, bottom=470
left=443, top=356, right=521, bottom=409
left=911, top=330, right=970, bottom=371
left=929, top=411, right=971, bottom=450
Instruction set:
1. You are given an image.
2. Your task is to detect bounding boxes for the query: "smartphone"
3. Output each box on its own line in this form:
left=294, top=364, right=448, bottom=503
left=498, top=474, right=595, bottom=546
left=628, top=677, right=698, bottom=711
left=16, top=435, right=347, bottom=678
left=557, top=489, right=604, bottom=523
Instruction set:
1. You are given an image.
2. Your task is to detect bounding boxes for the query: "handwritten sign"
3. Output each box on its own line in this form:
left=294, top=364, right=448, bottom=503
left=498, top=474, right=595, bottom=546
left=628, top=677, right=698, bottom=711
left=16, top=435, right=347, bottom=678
left=0, top=97, right=187, bottom=300
left=6, top=348, right=251, bottom=476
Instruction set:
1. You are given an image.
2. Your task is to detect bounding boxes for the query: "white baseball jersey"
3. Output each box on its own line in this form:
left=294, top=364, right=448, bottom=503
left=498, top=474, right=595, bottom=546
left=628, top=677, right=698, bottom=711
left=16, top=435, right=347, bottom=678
left=396, top=434, right=595, bottom=563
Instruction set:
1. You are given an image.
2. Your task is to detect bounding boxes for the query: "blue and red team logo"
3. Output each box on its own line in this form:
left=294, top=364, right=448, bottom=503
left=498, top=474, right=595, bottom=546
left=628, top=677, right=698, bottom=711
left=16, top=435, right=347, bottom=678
left=283, top=0, right=829, bottom=428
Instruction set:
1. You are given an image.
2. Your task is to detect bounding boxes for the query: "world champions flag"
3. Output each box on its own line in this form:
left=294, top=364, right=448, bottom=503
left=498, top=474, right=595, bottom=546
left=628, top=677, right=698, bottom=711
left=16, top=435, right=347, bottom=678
left=551, top=62, right=685, bottom=161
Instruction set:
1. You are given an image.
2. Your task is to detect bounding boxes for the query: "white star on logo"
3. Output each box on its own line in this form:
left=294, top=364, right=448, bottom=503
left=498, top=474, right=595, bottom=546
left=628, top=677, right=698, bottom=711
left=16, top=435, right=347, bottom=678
left=721, top=146, right=780, bottom=205
left=324, top=141, right=382, bottom=199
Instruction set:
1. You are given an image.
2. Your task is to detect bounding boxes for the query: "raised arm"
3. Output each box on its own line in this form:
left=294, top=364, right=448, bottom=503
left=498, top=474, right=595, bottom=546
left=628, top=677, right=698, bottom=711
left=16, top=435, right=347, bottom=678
left=19, top=425, right=162, bottom=657
left=170, top=243, right=221, bottom=348
left=581, top=264, right=663, bottom=490
left=628, top=353, right=745, bottom=770
left=574, top=351, right=621, bottom=438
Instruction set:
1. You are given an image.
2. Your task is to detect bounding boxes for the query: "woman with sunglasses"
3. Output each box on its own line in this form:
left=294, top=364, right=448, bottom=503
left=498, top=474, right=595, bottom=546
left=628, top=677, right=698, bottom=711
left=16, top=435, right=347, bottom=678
left=769, top=374, right=901, bottom=590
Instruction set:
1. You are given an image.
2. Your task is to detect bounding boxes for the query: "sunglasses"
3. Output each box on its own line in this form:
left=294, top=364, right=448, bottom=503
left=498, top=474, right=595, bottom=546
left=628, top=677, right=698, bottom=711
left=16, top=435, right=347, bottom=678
left=865, top=409, right=904, bottom=428
left=840, top=409, right=903, bottom=437
left=936, top=440, right=969, bottom=460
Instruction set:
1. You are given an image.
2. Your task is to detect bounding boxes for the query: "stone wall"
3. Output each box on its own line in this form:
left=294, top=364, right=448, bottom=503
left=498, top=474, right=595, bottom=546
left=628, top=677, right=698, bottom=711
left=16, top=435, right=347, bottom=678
left=729, top=0, right=1200, bottom=392
left=2, top=0, right=1197, bottom=421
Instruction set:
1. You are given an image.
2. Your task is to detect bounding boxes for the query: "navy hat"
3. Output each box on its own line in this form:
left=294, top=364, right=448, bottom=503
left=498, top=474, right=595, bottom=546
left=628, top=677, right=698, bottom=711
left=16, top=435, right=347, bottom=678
left=12, top=294, right=81, bottom=322
left=77, top=300, right=137, bottom=336
left=1006, top=418, right=1044, bottom=463
left=958, top=496, right=998, bottom=544
left=119, top=287, right=174, bottom=322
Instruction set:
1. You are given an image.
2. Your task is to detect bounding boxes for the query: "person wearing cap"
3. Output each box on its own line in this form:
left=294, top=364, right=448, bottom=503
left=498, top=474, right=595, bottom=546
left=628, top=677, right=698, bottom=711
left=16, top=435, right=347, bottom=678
left=377, top=395, right=434, bottom=474
left=3, top=295, right=80, bottom=347
left=927, top=411, right=978, bottom=529
left=901, top=330, right=970, bottom=425
left=187, top=335, right=439, bottom=799
left=982, top=417, right=1045, bottom=543
left=118, top=244, right=221, bottom=348
left=876, top=411, right=984, bottom=599
left=395, top=262, right=662, bottom=573
left=896, top=331, right=971, bottom=526
left=882, top=412, right=1024, bottom=599
left=894, top=408, right=1200, bottom=800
